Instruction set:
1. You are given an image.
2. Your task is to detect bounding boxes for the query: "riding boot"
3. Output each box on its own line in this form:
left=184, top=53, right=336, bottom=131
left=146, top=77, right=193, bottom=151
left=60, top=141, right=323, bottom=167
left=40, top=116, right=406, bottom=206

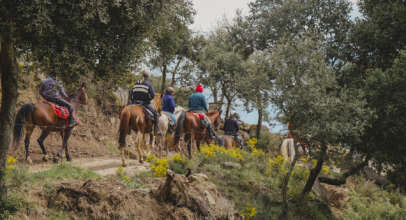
left=68, top=115, right=78, bottom=128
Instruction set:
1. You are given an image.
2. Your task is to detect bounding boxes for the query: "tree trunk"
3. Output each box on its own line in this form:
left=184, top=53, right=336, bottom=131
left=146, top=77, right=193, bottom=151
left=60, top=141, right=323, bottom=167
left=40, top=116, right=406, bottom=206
left=280, top=153, right=298, bottom=218
left=171, top=57, right=182, bottom=87
left=301, top=143, right=327, bottom=197
left=211, top=87, right=218, bottom=105
left=318, top=154, right=370, bottom=186
left=0, top=32, right=19, bottom=201
left=256, top=92, right=263, bottom=139
left=225, top=96, right=232, bottom=118
left=161, top=64, right=167, bottom=93
left=256, top=107, right=263, bottom=139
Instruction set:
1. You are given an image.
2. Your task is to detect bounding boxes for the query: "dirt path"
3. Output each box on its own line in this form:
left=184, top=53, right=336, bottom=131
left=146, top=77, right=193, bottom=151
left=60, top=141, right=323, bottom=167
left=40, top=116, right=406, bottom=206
left=28, top=157, right=151, bottom=176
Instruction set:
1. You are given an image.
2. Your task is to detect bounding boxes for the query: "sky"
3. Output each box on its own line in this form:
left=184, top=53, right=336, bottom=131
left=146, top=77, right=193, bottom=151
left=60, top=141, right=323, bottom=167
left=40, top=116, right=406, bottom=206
left=190, top=0, right=360, bottom=133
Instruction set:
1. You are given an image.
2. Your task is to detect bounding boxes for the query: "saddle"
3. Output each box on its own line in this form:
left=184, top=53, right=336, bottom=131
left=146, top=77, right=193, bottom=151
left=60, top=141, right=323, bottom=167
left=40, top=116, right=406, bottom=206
left=47, top=102, right=69, bottom=120
left=131, top=104, right=155, bottom=122
left=189, top=111, right=208, bottom=128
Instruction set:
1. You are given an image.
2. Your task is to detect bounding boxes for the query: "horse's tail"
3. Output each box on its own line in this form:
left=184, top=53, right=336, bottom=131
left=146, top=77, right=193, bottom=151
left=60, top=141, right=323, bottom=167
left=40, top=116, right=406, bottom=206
left=13, top=103, right=34, bottom=148
left=119, top=107, right=131, bottom=148
left=174, top=111, right=186, bottom=145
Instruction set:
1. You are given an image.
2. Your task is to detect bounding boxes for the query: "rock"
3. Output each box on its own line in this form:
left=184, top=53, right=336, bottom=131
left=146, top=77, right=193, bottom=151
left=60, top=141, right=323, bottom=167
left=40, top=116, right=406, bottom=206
left=222, top=162, right=242, bottom=170
left=204, top=190, right=216, bottom=206
left=188, top=173, right=209, bottom=182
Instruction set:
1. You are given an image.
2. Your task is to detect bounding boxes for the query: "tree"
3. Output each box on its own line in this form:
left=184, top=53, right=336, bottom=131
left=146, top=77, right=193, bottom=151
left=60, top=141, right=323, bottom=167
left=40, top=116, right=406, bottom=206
left=0, top=0, right=184, bottom=200
left=196, top=25, right=246, bottom=116
left=269, top=36, right=371, bottom=197
left=248, top=0, right=352, bottom=69
left=148, top=0, right=195, bottom=93
left=240, top=51, right=273, bottom=138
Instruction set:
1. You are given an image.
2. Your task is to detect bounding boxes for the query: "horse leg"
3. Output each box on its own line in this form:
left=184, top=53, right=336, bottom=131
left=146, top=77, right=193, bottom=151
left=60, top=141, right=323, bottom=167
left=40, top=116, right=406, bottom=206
left=55, top=131, right=64, bottom=162
left=135, top=132, right=143, bottom=163
left=185, top=133, right=192, bottom=159
left=63, top=129, right=73, bottom=161
left=24, top=125, right=34, bottom=164
left=37, top=130, right=50, bottom=161
left=196, top=139, right=201, bottom=153
left=121, top=148, right=127, bottom=167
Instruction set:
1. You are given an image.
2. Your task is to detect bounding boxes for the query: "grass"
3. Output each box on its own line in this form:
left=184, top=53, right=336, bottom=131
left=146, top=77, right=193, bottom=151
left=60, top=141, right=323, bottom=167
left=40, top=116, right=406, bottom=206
left=32, top=162, right=101, bottom=181
left=1, top=162, right=101, bottom=219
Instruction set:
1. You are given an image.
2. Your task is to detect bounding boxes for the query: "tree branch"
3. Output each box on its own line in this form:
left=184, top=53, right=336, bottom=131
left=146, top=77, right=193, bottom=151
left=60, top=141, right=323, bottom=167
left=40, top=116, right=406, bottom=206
left=318, top=154, right=370, bottom=186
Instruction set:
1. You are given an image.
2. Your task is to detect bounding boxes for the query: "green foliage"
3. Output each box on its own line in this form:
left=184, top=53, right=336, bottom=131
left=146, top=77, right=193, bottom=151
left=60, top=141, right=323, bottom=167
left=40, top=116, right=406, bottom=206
left=343, top=179, right=406, bottom=220
left=270, top=36, right=371, bottom=147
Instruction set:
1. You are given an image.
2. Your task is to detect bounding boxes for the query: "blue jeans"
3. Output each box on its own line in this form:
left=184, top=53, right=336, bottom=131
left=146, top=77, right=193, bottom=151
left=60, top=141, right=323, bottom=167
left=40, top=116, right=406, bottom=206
left=163, top=111, right=176, bottom=124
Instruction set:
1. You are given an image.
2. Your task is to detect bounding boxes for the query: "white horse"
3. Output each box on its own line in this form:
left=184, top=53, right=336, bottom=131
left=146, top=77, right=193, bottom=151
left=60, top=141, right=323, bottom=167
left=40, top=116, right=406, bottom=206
left=280, top=137, right=296, bottom=163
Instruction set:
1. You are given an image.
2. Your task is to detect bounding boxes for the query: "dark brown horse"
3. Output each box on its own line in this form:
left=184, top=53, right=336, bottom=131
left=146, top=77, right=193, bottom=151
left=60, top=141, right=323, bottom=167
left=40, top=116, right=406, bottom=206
left=118, top=94, right=162, bottom=166
left=174, top=110, right=221, bottom=158
left=12, top=84, right=88, bottom=164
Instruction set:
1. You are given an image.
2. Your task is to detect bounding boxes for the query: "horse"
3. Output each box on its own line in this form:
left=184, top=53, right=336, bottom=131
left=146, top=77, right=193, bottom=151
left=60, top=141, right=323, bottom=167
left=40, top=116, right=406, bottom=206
left=12, top=84, right=88, bottom=164
left=118, top=93, right=162, bottom=166
left=174, top=110, right=222, bottom=158
left=156, top=112, right=174, bottom=157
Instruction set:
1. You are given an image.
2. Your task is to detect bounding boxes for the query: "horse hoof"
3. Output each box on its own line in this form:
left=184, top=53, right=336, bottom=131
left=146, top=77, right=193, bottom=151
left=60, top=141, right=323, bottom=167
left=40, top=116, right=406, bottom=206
left=122, top=163, right=128, bottom=167
left=139, top=160, right=144, bottom=164
left=43, top=155, right=49, bottom=161
left=53, top=157, right=60, bottom=163
left=26, top=157, right=33, bottom=165
left=67, top=157, right=72, bottom=162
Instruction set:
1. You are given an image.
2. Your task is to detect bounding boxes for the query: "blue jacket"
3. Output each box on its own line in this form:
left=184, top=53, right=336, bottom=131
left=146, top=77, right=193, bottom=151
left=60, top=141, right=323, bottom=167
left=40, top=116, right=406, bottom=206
left=39, top=76, right=68, bottom=99
left=162, top=93, right=175, bottom=113
left=188, top=92, right=208, bottom=112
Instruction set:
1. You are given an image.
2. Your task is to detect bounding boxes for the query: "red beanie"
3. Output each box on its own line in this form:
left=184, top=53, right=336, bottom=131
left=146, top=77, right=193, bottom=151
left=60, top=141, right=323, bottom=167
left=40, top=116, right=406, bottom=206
left=195, top=84, right=203, bottom=93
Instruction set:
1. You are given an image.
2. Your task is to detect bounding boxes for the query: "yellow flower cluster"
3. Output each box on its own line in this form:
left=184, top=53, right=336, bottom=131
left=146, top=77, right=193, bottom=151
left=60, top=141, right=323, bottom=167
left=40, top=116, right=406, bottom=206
left=322, top=166, right=329, bottom=174
left=201, top=144, right=244, bottom=161
left=116, top=166, right=125, bottom=176
left=268, top=155, right=285, bottom=167
left=122, top=175, right=131, bottom=182
left=5, top=156, right=17, bottom=175
left=247, top=138, right=258, bottom=149
left=151, top=158, right=170, bottom=177
left=247, top=138, right=265, bottom=157
left=148, top=154, right=186, bottom=177
left=241, top=205, right=256, bottom=220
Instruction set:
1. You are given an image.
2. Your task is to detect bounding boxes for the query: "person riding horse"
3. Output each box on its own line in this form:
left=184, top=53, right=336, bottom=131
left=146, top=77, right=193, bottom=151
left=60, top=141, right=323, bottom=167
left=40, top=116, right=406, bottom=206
left=129, top=71, right=159, bottom=136
left=188, top=84, right=216, bottom=139
left=39, top=75, right=77, bottom=128
left=162, top=87, right=177, bottom=131
left=223, top=111, right=243, bottom=148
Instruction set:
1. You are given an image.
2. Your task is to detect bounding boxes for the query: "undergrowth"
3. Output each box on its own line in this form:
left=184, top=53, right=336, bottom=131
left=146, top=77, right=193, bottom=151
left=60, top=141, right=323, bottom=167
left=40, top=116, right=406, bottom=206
left=1, top=161, right=100, bottom=219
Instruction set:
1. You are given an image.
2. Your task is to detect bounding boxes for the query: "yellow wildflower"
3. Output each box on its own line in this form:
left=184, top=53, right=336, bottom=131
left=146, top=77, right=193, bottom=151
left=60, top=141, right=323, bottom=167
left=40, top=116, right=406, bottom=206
left=322, top=166, right=329, bottom=174
left=312, top=160, right=318, bottom=168
left=123, top=175, right=131, bottom=182
left=300, top=156, right=308, bottom=162
left=7, top=156, right=17, bottom=164
left=171, top=154, right=184, bottom=163
left=241, top=204, right=256, bottom=220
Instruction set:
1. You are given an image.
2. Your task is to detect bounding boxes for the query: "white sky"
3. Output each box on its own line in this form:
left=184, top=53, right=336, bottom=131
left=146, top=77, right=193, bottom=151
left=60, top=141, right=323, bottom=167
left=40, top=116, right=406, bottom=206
left=191, top=0, right=360, bottom=32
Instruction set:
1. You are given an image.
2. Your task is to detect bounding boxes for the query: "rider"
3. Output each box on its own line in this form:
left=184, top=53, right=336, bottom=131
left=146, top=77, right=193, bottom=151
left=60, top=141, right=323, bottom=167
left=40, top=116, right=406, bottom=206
left=188, top=84, right=216, bottom=139
left=129, top=70, right=159, bottom=136
left=162, top=86, right=177, bottom=124
left=39, top=74, right=77, bottom=128
left=223, top=111, right=243, bottom=148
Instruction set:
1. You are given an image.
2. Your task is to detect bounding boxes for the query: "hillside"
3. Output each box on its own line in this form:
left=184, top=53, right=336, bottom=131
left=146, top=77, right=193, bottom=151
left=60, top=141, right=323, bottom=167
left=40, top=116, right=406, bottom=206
left=2, top=76, right=405, bottom=220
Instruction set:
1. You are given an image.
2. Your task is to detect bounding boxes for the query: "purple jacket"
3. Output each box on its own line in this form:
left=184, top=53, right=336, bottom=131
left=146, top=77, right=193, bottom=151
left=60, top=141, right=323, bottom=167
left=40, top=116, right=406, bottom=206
left=39, top=76, right=68, bottom=99
left=162, top=93, right=175, bottom=113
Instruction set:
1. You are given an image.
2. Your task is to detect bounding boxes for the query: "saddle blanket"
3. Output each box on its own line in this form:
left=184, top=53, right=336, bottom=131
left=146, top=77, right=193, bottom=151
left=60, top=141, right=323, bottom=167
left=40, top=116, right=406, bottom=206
left=47, top=102, right=69, bottom=120
left=191, top=112, right=205, bottom=119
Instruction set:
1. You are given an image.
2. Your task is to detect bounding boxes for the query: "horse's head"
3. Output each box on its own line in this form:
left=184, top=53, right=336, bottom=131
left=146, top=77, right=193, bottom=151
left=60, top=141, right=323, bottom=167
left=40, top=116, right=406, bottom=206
left=77, top=83, right=88, bottom=105
left=153, top=93, right=163, bottom=113
left=207, top=110, right=222, bottom=131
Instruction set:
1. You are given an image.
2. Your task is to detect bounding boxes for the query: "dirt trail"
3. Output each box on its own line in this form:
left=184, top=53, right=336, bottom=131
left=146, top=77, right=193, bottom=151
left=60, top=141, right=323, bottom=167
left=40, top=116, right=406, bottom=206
left=29, top=157, right=151, bottom=176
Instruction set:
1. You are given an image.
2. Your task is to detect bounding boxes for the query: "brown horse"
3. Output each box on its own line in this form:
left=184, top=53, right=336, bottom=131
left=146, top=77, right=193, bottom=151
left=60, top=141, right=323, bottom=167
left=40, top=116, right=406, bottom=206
left=174, top=110, right=221, bottom=158
left=12, top=84, right=88, bottom=163
left=118, top=93, right=162, bottom=166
